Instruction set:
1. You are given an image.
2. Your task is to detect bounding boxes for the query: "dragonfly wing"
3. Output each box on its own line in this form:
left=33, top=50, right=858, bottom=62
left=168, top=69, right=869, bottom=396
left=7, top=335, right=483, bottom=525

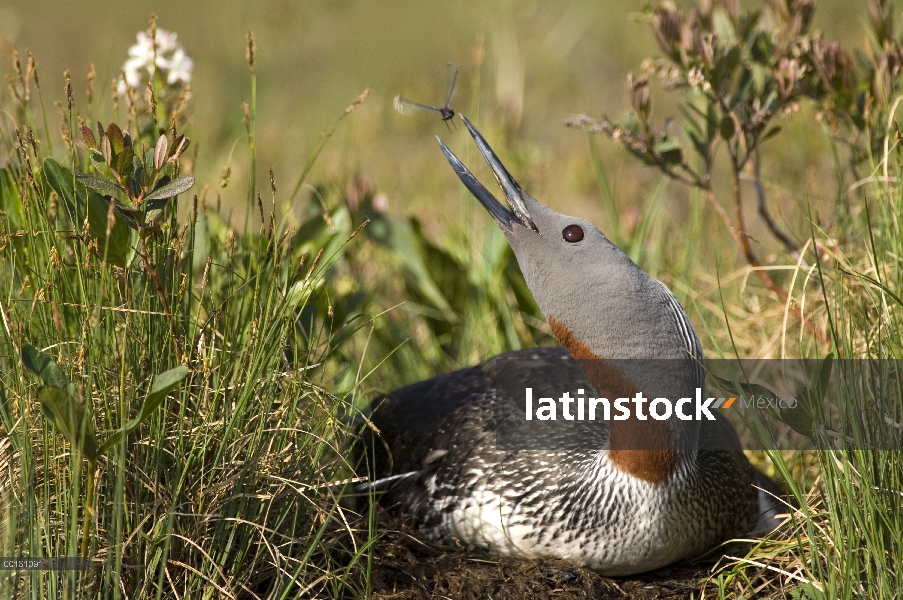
left=394, top=96, right=441, bottom=116
left=445, top=61, right=460, bottom=108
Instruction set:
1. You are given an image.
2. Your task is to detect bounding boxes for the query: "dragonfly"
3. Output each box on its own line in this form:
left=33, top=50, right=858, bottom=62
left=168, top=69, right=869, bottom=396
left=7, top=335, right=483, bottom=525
left=394, top=62, right=459, bottom=130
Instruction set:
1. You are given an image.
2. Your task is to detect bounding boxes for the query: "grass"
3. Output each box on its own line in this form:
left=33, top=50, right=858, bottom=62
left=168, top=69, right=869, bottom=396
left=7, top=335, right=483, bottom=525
left=1, top=2, right=902, bottom=598
left=701, top=167, right=903, bottom=598
left=0, top=49, right=378, bottom=597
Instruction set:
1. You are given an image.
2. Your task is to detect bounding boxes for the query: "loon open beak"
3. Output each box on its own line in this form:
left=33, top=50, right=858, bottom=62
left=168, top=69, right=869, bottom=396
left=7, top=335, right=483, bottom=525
left=437, top=115, right=539, bottom=233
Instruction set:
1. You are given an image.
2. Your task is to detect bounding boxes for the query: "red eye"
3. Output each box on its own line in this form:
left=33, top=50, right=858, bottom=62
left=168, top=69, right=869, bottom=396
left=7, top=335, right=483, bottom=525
left=562, top=225, right=584, bottom=243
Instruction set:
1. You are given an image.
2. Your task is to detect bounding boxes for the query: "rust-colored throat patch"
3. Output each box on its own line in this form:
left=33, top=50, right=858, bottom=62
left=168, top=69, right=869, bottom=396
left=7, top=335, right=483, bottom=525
left=548, top=315, right=677, bottom=483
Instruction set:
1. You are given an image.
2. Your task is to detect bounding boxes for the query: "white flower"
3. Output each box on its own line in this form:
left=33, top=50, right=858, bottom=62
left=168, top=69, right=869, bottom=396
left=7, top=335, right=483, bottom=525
left=122, top=56, right=145, bottom=89
left=116, top=28, right=192, bottom=95
left=154, top=30, right=179, bottom=55
left=164, top=48, right=193, bottom=86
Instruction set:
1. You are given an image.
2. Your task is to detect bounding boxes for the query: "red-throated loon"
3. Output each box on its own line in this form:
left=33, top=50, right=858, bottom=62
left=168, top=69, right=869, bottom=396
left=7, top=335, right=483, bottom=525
left=367, top=116, right=782, bottom=576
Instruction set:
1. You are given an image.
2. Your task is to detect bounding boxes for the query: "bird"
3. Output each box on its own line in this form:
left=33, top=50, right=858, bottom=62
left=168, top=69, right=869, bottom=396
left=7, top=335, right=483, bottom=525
left=366, top=115, right=783, bottom=576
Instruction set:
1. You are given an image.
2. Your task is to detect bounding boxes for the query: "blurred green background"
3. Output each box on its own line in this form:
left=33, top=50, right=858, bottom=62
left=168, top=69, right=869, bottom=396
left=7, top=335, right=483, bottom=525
left=1, top=0, right=873, bottom=236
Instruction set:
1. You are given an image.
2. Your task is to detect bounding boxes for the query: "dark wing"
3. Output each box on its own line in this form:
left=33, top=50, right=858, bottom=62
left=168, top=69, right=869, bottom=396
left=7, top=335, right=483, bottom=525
left=368, top=361, right=493, bottom=477
left=367, top=347, right=589, bottom=478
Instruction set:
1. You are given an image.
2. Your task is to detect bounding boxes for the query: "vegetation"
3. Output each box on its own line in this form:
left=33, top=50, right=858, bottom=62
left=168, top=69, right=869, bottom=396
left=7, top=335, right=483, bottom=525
left=0, top=1, right=901, bottom=598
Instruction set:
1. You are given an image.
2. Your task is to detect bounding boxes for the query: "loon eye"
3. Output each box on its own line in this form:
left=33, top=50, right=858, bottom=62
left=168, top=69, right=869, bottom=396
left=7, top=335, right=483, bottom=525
left=562, top=224, right=584, bottom=243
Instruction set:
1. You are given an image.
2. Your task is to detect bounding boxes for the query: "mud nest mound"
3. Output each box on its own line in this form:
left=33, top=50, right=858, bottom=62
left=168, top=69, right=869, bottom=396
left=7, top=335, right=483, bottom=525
left=368, top=511, right=776, bottom=600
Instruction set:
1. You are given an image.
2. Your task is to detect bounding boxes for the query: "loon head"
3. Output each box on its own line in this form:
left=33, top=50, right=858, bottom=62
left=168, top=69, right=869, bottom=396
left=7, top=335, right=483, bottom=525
left=438, top=116, right=705, bottom=482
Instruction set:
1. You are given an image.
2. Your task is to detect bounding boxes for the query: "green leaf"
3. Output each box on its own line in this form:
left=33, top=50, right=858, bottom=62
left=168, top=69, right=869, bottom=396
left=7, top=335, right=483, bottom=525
left=708, top=374, right=775, bottom=399
left=37, top=386, right=98, bottom=461
left=703, top=104, right=717, bottom=142
left=814, top=355, right=834, bottom=401
left=761, top=126, right=782, bottom=143
left=654, top=140, right=683, bottom=165
left=141, top=366, right=190, bottom=421
left=621, top=112, right=639, bottom=135
left=0, top=168, right=27, bottom=229
left=106, top=123, right=125, bottom=154
left=168, top=134, right=185, bottom=160
left=730, top=67, right=755, bottom=108
left=21, top=344, right=97, bottom=460
left=116, top=145, right=136, bottom=180
left=711, top=46, right=742, bottom=86
left=777, top=353, right=834, bottom=441
left=79, top=124, right=97, bottom=149
left=154, top=134, right=168, bottom=170
left=76, top=172, right=123, bottom=194
left=168, top=134, right=189, bottom=161
left=100, top=135, right=112, bottom=165
left=410, top=217, right=468, bottom=312
left=719, top=116, right=736, bottom=140
left=145, top=176, right=195, bottom=201
left=736, top=10, right=761, bottom=42
left=112, top=197, right=143, bottom=218
left=775, top=397, right=819, bottom=440
left=88, top=148, right=106, bottom=164
left=21, top=344, right=77, bottom=399
left=143, top=198, right=168, bottom=225
left=87, top=193, right=134, bottom=267
left=44, top=157, right=85, bottom=224
left=129, top=155, right=145, bottom=197
left=98, top=366, right=189, bottom=454
left=712, top=366, right=826, bottom=442
left=794, top=354, right=833, bottom=424
left=137, top=225, right=159, bottom=239
left=712, top=9, right=737, bottom=43
left=685, top=127, right=708, bottom=159
left=364, top=213, right=455, bottom=314
left=45, top=162, right=133, bottom=263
